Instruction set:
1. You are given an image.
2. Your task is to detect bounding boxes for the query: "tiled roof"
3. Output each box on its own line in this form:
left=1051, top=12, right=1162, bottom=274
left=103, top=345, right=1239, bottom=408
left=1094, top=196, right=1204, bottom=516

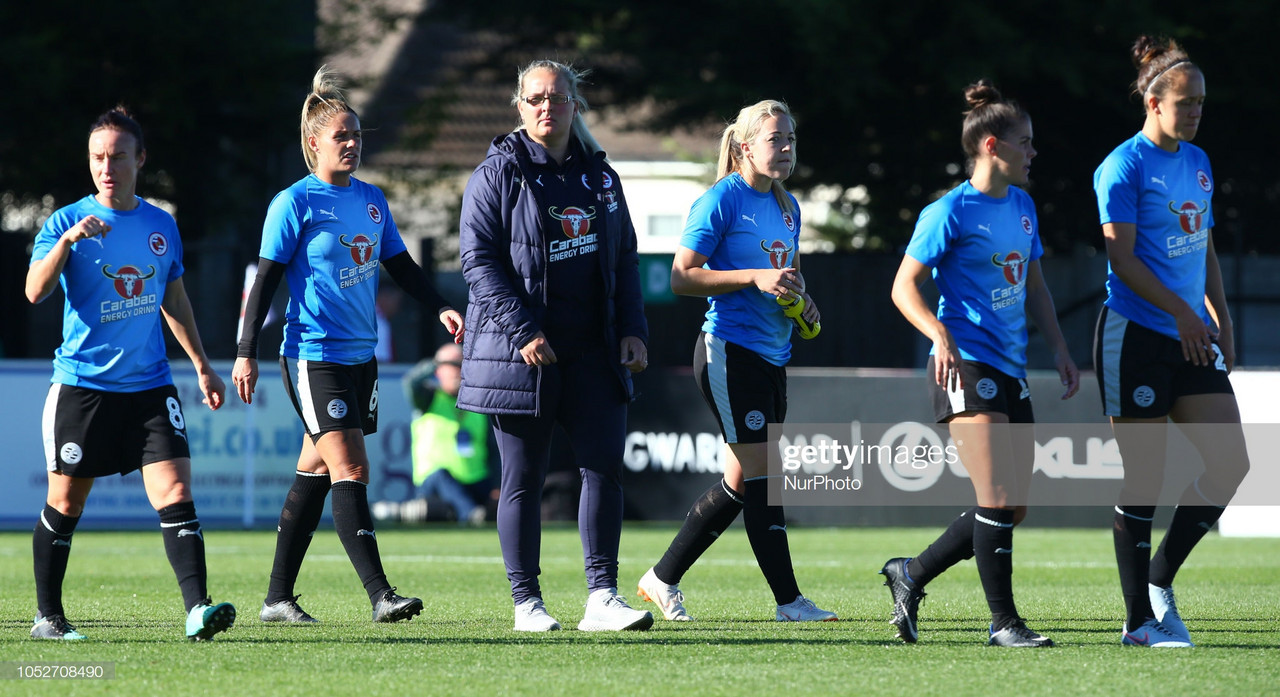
left=323, top=2, right=717, bottom=171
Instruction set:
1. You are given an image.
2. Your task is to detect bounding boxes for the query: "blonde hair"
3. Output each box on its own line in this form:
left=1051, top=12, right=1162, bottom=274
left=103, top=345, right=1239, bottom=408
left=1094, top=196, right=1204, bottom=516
left=300, top=65, right=357, bottom=172
left=716, top=100, right=796, bottom=215
left=512, top=59, right=604, bottom=157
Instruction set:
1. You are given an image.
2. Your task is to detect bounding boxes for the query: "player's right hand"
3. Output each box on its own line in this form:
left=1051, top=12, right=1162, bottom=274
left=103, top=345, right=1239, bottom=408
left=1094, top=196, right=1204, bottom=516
left=932, top=331, right=964, bottom=391
left=71, top=215, right=111, bottom=244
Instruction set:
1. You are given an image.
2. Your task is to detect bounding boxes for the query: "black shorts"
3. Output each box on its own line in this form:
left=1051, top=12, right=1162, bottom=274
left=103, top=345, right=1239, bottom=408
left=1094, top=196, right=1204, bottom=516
left=281, top=356, right=379, bottom=438
left=926, top=357, right=1034, bottom=424
left=42, top=383, right=191, bottom=477
left=693, top=332, right=786, bottom=444
left=1093, top=306, right=1233, bottom=418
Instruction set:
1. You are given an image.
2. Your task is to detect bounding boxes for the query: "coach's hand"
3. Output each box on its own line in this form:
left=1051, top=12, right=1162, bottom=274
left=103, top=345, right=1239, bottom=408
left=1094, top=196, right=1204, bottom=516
left=621, top=336, right=648, bottom=373
left=521, top=332, right=557, bottom=367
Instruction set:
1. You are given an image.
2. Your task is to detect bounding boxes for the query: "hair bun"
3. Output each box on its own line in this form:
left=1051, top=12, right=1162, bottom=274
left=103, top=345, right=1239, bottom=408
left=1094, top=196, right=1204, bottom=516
left=1131, top=34, right=1167, bottom=68
left=963, top=80, right=1002, bottom=112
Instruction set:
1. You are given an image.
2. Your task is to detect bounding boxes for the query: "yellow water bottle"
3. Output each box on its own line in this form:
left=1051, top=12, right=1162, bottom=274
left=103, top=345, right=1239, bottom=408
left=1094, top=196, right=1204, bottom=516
left=777, top=292, right=820, bottom=340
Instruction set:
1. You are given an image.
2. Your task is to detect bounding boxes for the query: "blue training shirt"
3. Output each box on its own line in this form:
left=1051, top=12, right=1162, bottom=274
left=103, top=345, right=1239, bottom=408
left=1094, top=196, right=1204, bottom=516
left=680, top=172, right=801, bottom=366
left=31, top=195, right=184, bottom=391
left=260, top=174, right=408, bottom=364
left=1094, top=132, right=1214, bottom=340
left=905, top=181, right=1043, bottom=378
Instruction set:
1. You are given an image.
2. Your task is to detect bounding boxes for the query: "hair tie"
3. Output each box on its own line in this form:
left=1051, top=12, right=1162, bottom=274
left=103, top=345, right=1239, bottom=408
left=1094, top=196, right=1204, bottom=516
left=1144, top=59, right=1191, bottom=95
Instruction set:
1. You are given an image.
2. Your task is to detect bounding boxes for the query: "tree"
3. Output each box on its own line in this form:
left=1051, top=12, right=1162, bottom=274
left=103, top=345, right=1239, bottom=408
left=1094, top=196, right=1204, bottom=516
left=2, top=1, right=315, bottom=244
left=2, top=1, right=316, bottom=358
left=429, top=0, right=1277, bottom=255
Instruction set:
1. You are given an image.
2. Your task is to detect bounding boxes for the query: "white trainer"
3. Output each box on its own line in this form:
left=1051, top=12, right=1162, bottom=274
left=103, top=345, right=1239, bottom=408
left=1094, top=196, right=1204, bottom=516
left=637, top=567, right=693, bottom=621
left=1149, top=584, right=1191, bottom=643
left=776, top=595, right=838, bottom=622
left=513, top=597, right=561, bottom=632
left=1122, top=618, right=1194, bottom=647
left=577, top=588, right=654, bottom=631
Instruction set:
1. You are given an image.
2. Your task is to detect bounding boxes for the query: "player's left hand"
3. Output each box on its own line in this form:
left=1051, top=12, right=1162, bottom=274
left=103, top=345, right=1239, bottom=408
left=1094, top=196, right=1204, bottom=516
left=799, top=293, right=820, bottom=324
left=439, top=307, right=464, bottom=343
left=621, top=336, right=648, bottom=373
left=231, top=357, right=258, bottom=405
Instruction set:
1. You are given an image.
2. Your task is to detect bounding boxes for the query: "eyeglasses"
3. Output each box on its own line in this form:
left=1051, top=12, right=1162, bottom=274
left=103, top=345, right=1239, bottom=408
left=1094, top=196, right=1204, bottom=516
left=521, top=93, right=571, bottom=107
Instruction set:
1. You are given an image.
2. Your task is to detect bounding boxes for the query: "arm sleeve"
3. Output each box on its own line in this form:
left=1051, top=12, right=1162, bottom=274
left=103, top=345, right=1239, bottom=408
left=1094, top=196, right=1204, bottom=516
left=383, top=251, right=451, bottom=314
left=235, top=258, right=286, bottom=359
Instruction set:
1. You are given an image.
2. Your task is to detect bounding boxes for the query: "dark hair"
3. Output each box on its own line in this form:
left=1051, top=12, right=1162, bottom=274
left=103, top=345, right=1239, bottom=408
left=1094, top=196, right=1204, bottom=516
left=89, top=105, right=144, bottom=154
left=1131, top=35, right=1197, bottom=101
left=960, top=80, right=1027, bottom=174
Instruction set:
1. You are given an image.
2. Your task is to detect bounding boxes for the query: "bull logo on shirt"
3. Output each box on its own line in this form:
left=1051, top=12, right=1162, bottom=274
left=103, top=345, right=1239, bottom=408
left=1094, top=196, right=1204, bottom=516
left=761, top=239, right=794, bottom=269
left=339, top=233, right=379, bottom=266
left=101, top=264, right=157, bottom=299
left=1168, top=200, right=1209, bottom=235
left=549, top=206, right=596, bottom=238
left=990, top=251, right=1027, bottom=286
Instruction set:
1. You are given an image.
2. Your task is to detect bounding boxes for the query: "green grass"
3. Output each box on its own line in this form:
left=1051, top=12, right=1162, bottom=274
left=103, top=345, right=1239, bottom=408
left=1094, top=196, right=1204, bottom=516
left=1, top=525, right=1277, bottom=696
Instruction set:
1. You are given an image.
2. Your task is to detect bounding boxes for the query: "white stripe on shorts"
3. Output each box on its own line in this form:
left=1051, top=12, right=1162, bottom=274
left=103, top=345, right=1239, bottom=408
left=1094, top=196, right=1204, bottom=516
left=42, top=384, right=60, bottom=472
left=1100, top=309, right=1128, bottom=417
left=946, top=379, right=967, bottom=416
left=703, top=333, right=737, bottom=443
left=293, top=358, right=321, bottom=434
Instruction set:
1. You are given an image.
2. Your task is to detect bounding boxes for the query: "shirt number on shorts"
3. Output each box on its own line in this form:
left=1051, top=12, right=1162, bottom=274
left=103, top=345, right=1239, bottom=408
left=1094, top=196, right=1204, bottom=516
left=166, top=396, right=186, bottom=431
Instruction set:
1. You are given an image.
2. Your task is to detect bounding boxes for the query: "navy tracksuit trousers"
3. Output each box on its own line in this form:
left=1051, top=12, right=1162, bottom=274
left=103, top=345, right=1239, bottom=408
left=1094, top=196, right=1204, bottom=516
left=491, top=347, right=627, bottom=605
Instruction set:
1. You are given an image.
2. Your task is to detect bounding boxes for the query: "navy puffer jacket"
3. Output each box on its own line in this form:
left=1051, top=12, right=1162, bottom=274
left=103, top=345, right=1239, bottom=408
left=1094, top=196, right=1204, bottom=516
left=457, top=131, right=647, bottom=416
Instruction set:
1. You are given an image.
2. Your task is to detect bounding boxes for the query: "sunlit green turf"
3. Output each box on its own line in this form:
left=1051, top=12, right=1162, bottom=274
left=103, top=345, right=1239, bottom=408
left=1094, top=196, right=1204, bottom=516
left=1, top=525, right=1277, bottom=696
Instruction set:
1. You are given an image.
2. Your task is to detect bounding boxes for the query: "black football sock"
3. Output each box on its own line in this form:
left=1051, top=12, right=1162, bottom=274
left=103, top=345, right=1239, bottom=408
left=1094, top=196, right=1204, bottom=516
left=330, top=480, right=390, bottom=602
left=159, top=501, right=208, bottom=612
left=907, top=507, right=977, bottom=588
left=33, top=505, right=80, bottom=618
left=1114, top=504, right=1156, bottom=629
left=1150, top=486, right=1225, bottom=588
left=973, top=507, right=1018, bottom=631
left=743, top=478, right=802, bottom=606
left=266, top=471, right=331, bottom=604
left=653, top=479, right=743, bottom=584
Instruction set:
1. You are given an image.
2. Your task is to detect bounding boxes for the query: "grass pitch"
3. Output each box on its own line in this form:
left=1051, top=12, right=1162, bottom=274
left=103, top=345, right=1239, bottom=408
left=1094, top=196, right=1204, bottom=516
left=1, top=524, right=1277, bottom=696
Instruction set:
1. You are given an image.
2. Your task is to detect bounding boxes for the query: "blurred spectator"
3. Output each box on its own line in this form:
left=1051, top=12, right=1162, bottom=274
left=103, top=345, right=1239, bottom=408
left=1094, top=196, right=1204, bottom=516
left=374, top=343, right=496, bottom=525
